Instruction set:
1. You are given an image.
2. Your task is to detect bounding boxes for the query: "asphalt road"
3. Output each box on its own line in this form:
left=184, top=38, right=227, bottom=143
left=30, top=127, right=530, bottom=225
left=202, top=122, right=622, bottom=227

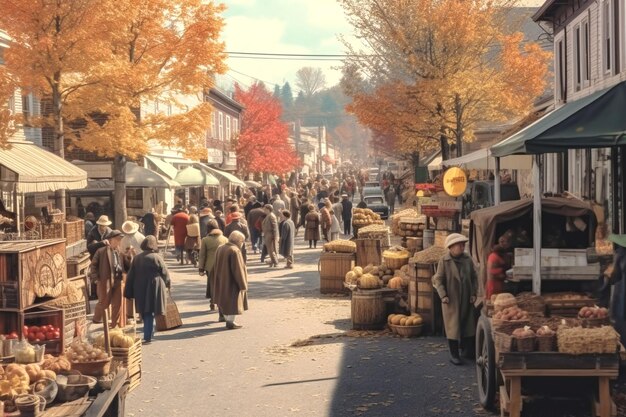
left=124, top=235, right=625, bottom=417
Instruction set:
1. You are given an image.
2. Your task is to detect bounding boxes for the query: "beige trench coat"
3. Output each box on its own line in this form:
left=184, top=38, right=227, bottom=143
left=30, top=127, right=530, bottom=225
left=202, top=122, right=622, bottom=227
left=212, top=243, right=249, bottom=316
left=431, top=252, right=478, bottom=340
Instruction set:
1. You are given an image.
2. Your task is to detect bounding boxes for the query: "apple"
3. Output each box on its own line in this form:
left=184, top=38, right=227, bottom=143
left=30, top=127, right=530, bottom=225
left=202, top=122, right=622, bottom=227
left=45, top=331, right=56, bottom=340
left=52, top=331, right=60, bottom=340
left=35, top=332, right=45, bottom=341
left=6, top=332, right=17, bottom=340
left=27, top=333, right=36, bottom=342
left=29, top=326, right=39, bottom=334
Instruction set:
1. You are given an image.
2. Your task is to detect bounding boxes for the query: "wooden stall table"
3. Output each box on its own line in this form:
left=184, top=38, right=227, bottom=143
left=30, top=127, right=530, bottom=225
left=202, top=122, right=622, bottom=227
left=498, top=352, right=619, bottom=417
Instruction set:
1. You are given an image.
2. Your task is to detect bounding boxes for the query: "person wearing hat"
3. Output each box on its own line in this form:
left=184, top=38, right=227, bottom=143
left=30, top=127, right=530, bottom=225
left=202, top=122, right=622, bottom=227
left=199, top=219, right=228, bottom=312
left=304, top=204, right=321, bottom=249
left=262, top=204, right=279, bottom=267
left=87, top=215, right=113, bottom=259
left=225, top=204, right=240, bottom=226
left=213, top=231, right=249, bottom=329
left=602, top=234, right=626, bottom=345
left=121, top=220, right=146, bottom=256
left=90, top=230, right=131, bottom=325
left=224, top=211, right=249, bottom=263
left=432, top=233, right=478, bottom=365
left=139, top=209, right=158, bottom=238
left=279, top=210, right=295, bottom=269
left=84, top=212, right=96, bottom=240
left=124, top=235, right=171, bottom=344
left=199, top=207, right=214, bottom=239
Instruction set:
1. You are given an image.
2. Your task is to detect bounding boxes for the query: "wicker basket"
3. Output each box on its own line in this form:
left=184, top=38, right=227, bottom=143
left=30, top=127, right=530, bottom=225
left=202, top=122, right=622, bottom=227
left=383, top=256, right=409, bottom=271
left=70, top=358, right=112, bottom=377
left=536, top=334, right=556, bottom=352
left=494, top=331, right=514, bottom=353
left=63, top=321, right=76, bottom=347
left=514, top=336, right=536, bottom=352
left=580, top=317, right=610, bottom=328
left=389, top=323, right=423, bottom=338
left=40, top=222, right=64, bottom=239
left=492, top=319, right=529, bottom=332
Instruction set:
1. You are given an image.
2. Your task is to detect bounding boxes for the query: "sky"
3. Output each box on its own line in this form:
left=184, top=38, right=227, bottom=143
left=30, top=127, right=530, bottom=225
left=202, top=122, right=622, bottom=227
left=221, top=0, right=546, bottom=94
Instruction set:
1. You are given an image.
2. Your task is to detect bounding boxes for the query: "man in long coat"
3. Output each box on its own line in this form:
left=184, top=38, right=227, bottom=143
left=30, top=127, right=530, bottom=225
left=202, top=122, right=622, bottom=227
left=224, top=212, right=250, bottom=263
left=432, top=233, right=478, bottom=365
left=199, top=220, right=227, bottom=311
left=213, top=231, right=248, bottom=330
left=279, top=210, right=295, bottom=269
left=289, top=192, right=300, bottom=234
left=261, top=204, right=279, bottom=267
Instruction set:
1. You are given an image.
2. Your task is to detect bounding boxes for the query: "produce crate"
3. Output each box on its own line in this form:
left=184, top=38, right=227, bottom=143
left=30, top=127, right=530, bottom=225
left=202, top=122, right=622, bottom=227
left=63, top=219, right=84, bottom=246
left=0, top=239, right=67, bottom=310
left=111, top=338, right=142, bottom=392
left=39, top=222, right=64, bottom=240
left=23, top=305, right=65, bottom=355
left=355, top=239, right=382, bottom=267
left=319, top=252, right=354, bottom=294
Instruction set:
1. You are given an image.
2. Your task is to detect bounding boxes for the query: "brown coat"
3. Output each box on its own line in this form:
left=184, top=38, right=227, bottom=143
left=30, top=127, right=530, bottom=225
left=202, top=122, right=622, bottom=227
left=304, top=211, right=320, bottom=241
left=431, top=252, right=478, bottom=340
left=89, top=246, right=131, bottom=284
left=262, top=212, right=279, bottom=242
left=212, top=243, right=249, bottom=316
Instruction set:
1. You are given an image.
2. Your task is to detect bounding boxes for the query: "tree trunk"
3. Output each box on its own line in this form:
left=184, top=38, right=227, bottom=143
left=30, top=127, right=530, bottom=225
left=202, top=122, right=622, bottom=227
left=113, top=155, right=127, bottom=229
left=439, top=127, right=451, bottom=161
left=454, top=93, right=464, bottom=158
left=52, top=81, right=66, bottom=213
left=410, top=151, right=420, bottom=183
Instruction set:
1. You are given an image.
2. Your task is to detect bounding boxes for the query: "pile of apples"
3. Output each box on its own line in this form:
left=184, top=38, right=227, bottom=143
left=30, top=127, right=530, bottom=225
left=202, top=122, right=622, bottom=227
left=22, top=325, right=60, bottom=343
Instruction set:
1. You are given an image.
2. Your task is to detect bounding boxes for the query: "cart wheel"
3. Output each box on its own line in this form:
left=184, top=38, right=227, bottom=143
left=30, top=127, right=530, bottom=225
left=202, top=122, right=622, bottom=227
left=476, top=315, right=496, bottom=410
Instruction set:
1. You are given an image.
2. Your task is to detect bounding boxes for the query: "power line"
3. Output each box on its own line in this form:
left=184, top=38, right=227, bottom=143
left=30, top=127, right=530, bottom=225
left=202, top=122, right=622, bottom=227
left=228, top=68, right=280, bottom=88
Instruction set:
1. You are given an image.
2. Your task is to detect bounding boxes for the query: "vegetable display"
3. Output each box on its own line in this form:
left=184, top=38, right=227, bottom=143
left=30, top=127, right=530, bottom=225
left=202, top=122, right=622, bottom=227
left=493, top=306, right=529, bottom=321
left=323, top=239, right=357, bottom=253
left=578, top=306, right=609, bottom=319
left=388, top=313, right=423, bottom=326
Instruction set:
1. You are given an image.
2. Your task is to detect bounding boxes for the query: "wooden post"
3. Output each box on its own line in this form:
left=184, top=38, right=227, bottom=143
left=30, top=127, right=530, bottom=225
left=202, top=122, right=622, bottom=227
left=532, top=155, right=542, bottom=295
left=494, top=157, right=501, bottom=205
left=103, top=309, right=111, bottom=356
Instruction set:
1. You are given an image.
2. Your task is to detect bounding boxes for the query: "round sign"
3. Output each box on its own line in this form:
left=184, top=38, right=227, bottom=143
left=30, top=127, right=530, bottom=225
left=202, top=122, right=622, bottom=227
left=442, top=167, right=468, bottom=197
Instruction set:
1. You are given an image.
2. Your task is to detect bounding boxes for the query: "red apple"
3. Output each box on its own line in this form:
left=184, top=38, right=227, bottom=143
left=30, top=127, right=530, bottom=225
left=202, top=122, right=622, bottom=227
left=35, top=331, right=45, bottom=341
left=29, top=326, right=39, bottom=334
left=45, top=331, right=56, bottom=340
left=52, top=331, right=60, bottom=340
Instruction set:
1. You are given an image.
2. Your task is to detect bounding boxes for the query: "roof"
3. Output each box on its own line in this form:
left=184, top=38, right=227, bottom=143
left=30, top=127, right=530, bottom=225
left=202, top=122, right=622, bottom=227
left=0, top=141, right=87, bottom=193
left=207, top=88, right=244, bottom=112
left=532, top=0, right=563, bottom=22
left=491, top=81, right=626, bottom=157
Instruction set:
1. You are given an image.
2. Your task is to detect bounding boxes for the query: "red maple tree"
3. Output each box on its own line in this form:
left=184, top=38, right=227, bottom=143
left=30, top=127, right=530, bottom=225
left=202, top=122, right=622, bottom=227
left=234, top=82, right=300, bottom=175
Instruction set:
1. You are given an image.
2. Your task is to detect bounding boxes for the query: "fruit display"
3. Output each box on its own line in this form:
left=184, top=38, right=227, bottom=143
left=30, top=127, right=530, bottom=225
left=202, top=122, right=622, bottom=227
left=578, top=306, right=609, bottom=319
left=493, top=306, right=530, bottom=321
left=23, top=363, right=56, bottom=384
left=66, top=341, right=109, bottom=363
left=388, top=313, right=423, bottom=326
left=24, top=324, right=61, bottom=343
left=397, top=221, right=425, bottom=238
left=357, top=224, right=390, bottom=241
left=352, top=208, right=384, bottom=226
left=323, top=239, right=357, bottom=253
left=494, top=293, right=518, bottom=312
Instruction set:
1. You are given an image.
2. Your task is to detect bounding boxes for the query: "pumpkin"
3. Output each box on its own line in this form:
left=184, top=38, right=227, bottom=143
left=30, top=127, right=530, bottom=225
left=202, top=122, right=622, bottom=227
left=359, top=273, right=380, bottom=289
left=353, top=266, right=363, bottom=277
left=388, top=314, right=397, bottom=324
left=388, top=277, right=403, bottom=289
left=345, top=271, right=356, bottom=283
left=118, top=335, right=135, bottom=348
left=391, top=315, right=403, bottom=325
left=363, top=264, right=374, bottom=274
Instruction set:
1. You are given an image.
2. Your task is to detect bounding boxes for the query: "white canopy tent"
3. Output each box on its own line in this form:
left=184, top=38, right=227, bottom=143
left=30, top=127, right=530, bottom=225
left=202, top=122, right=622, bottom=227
left=437, top=148, right=532, bottom=171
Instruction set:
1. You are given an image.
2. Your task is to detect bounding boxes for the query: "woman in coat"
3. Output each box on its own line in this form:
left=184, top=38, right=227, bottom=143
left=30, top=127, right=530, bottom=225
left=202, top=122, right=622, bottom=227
left=304, top=204, right=320, bottom=249
left=213, top=231, right=249, bottom=329
left=198, top=219, right=228, bottom=310
left=124, top=236, right=171, bottom=344
left=319, top=200, right=332, bottom=242
left=184, top=214, right=201, bottom=266
left=432, top=233, right=478, bottom=365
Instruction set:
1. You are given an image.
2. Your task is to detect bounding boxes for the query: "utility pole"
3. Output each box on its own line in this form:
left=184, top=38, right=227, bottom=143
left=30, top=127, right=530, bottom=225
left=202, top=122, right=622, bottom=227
left=294, top=119, right=301, bottom=185
left=318, top=125, right=323, bottom=174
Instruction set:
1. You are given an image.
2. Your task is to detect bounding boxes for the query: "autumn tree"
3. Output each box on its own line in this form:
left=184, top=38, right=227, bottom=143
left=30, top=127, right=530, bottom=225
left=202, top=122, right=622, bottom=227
left=234, top=82, right=300, bottom=176
left=0, top=0, right=114, bottom=209
left=339, top=0, right=550, bottom=170
left=0, top=65, right=17, bottom=143
left=295, top=67, right=326, bottom=97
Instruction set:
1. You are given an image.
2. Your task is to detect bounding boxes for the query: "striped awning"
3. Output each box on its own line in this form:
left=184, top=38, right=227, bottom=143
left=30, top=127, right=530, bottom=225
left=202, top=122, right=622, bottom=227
left=0, top=141, right=87, bottom=193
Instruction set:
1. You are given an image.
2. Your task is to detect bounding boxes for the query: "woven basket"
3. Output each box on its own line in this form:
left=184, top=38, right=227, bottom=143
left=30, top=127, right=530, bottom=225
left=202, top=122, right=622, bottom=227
left=70, top=358, right=111, bottom=377
left=492, top=319, right=529, bottom=332
left=514, top=336, right=536, bottom=353
left=536, top=334, right=556, bottom=352
left=389, top=324, right=423, bottom=338
left=580, top=317, right=610, bottom=328
left=383, top=256, right=409, bottom=271
left=494, top=331, right=514, bottom=353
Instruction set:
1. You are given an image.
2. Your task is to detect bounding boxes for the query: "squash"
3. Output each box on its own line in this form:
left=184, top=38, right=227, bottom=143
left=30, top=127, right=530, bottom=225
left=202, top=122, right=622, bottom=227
left=118, top=335, right=135, bottom=348
left=358, top=273, right=380, bottom=289
left=388, top=277, right=403, bottom=289
left=388, top=314, right=397, bottom=324
left=399, top=317, right=408, bottom=326
left=363, top=264, right=374, bottom=274
left=353, top=266, right=363, bottom=277
left=391, top=315, right=403, bottom=325
left=345, top=271, right=355, bottom=283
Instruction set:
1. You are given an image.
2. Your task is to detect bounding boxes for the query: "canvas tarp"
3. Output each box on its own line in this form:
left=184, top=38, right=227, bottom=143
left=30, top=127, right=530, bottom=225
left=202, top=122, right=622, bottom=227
left=491, top=81, right=626, bottom=157
left=469, top=197, right=596, bottom=290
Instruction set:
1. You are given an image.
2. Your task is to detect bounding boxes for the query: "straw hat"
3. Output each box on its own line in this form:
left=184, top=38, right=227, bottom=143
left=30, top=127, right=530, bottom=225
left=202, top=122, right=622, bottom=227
left=445, top=233, right=468, bottom=249
left=122, top=220, right=139, bottom=235
left=96, top=215, right=112, bottom=226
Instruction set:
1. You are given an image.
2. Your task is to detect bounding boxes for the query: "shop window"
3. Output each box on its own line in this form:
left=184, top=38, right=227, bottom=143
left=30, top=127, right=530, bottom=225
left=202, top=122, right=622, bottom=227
left=226, top=115, right=231, bottom=141
left=126, top=188, right=143, bottom=209
left=602, top=0, right=613, bottom=74
left=556, top=38, right=566, bottom=103
left=218, top=112, right=224, bottom=141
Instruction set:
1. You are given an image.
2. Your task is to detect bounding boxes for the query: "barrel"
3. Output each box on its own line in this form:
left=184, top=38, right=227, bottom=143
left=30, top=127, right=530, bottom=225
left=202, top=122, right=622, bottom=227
left=351, top=290, right=386, bottom=330
left=320, top=252, right=355, bottom=294
left=423, top=229, right=434, bottom=249
left=406, top=237, right=423, bottom=255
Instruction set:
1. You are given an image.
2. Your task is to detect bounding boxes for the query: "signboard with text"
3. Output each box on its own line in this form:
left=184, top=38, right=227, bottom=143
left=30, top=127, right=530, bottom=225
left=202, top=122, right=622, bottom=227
left=207, top=148, right=223, bottom=164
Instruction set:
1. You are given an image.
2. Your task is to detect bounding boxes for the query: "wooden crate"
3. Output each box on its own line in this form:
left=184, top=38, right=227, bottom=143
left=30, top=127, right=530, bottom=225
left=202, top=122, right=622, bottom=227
left=355, top=239, right=382, bottom=267
left=0, top=240, right=67, bottom=310
left=112, top=337, right=142, bottom=392
left=23, top=305, right=66, bottom=355
left=40, top=222, right=64, bottom=240
left=319, top=252, right=354, bottom=294
left=63, top=219, right=84, bottom=246
left=66, top=253, right=90, bottom=281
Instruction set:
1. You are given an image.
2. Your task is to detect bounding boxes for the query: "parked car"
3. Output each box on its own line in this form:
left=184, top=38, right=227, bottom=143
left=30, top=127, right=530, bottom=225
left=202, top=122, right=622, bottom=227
left=363, top=194, right=390, bottom=219
left=362, top=186, right=382, bottom=197
left=365, top=181, right=380, bottom=188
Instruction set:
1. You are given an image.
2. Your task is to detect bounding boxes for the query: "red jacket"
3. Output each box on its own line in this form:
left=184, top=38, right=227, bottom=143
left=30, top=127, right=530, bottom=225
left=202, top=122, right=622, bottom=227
left=170, top=212, right=189, bottom=246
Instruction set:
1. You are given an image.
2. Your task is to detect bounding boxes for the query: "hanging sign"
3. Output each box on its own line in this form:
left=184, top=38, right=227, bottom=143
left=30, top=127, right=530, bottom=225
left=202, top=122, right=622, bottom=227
left=442, top=167, right=468, bottom=197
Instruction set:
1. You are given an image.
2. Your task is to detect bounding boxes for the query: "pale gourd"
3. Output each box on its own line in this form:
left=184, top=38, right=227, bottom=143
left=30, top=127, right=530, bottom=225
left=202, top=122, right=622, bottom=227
left=363, top=264, right=374, bottom=274
left=388, top=314, right=397, bottom=324
left=391, top=315, right=403, bottom=325
left=388, top=277, right=403, bottom=289
left=399, top=317, right=408, bottom=326
left=353, top=266, right=363, bottom=277
left=345, top=271, right=356, bottom=283
left=358, top=273, right=380, bottom=289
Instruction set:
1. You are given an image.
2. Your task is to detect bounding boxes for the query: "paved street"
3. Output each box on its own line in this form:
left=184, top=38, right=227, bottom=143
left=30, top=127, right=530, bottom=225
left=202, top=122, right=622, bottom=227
left=125, top=237, right=625, bottom=417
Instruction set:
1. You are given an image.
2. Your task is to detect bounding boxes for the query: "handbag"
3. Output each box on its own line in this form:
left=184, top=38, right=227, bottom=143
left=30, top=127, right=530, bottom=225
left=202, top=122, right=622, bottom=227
left=155, top=290, right=183, bottom=331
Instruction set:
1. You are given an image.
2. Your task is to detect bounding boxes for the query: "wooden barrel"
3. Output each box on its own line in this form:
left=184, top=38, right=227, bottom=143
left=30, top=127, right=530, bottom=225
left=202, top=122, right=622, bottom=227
left=406, top=237, right=423, bottom=255
left=423, top=229, right=434, bottom=249
left=351, top=290, right=386, bottom=330
left=356, top=239, right=382, bottom=267
left=320, top=252, right=355, bottom=294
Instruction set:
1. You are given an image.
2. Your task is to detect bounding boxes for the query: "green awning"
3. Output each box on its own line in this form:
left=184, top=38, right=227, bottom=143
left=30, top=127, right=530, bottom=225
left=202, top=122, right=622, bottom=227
left=174, top=167, right=219, bottom=187
left=491, top=81, right=626, bottom=157
left=195, top=163, right=246, bottom=187
left=144, top=155, right=178, bottom=180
